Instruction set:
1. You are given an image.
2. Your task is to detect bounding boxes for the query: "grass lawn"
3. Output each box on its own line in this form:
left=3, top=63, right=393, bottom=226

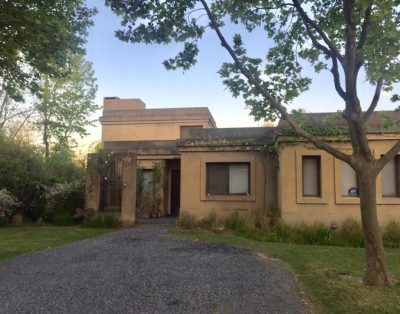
left=171, top=230, right=400, bottom=314
left=0, top=227, right=112, bottom=261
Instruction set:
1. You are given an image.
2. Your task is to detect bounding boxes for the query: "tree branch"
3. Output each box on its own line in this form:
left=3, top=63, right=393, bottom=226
left=199, top=0, right=352, bottom=164
left=292, top=0, right=344, bottom=64
left=303, top=23, right=347, bottom=101
left=355, top=1, right=373, bottom=72
left=363, top=78, right=383, bottom=122
left=376, top=140, right=400, bottom=171
left=357, top=1, right=373, bottom=50
left=10, top=109, right=36, bottom=140
left=330, top=57, right=348, bottom=101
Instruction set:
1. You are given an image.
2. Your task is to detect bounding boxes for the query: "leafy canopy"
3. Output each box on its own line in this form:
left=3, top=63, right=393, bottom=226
left=0, top=0, right=97, bottom=99
left=34, top=54, right=99, bottom=148
left=106, top=0, right=400, bottom=121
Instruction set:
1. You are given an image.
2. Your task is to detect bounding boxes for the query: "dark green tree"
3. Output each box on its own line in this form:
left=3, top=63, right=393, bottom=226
left=0, top=0, right=96, bottom=99
left=34, top=54, right=99, bottom=161
left=106, top=0, right=400, bottom=286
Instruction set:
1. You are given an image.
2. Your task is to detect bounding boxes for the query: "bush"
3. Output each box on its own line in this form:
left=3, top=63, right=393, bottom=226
left=0, top=188, right=21, bottom=223
left=201, top=211, right=218, bottom=229
left=0, top=135, right=47, bottom=221
left=177, top=212, right=197, bottom=229
left=11, top=214, right=24, bottom=227
left=53, top=212, right=73, bottom=226
left=0, top=135, right=85, bottom=222
left=0, top=216, right=7, bottom=228
left=45, top=178, right=85, bottom=219
left=83, top=213, right=121, bottom=228
left=383, top=221, right=400, bottom=248
left=338, top=218, right=364, bottom=247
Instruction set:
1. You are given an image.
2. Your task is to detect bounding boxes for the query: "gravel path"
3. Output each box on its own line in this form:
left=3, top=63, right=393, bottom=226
left=0, top=222, right=307, bottom=314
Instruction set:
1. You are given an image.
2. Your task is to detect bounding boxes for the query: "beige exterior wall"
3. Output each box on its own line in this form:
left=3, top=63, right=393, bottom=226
left=278, top=135, right=400, bottom=226
left=102, top=120, right=212, bottom=142
left=180, top=151, right=277, bottom=220
left=103, top=98, right=146, bottom=111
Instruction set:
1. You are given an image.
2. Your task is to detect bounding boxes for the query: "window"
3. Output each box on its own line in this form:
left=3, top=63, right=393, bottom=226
left=382, top=156, right=400, bottom=197
left=302, top=156, right=321, bottom=197
left=206, top=162, right=250, bottom=195
left=341, top=161, right=358, bottom=197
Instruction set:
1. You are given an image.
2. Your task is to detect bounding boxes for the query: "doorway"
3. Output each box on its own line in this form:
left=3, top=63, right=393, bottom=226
left=170, top=169, right=180, bottom=217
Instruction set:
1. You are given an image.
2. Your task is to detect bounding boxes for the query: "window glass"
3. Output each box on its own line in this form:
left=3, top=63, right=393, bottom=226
left=302, top=156, right=321, bottom=197
left=341, top=161, right=358, bottom=196
left=229, top=164, right=249, bottom=194
left=382, top=156, right=400, bottom=197
left=207, top=164, right=229, bottom=195
left=206, top=163, right=249, bottom=195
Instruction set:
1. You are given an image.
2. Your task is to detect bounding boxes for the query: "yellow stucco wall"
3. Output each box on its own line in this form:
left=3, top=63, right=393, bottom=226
left=278, top=135, right=400, bottom=226
left=102, top=121, right=212, bottom=141
left=180, top=151, right=277, bottom=220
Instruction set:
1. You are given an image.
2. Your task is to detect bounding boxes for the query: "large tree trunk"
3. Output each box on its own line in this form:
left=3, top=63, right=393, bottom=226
left=357, top=164, right=393, bottom=286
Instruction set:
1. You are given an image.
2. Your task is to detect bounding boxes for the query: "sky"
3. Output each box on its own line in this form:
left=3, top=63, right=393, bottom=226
left=81, top=0, right=395, bottom=149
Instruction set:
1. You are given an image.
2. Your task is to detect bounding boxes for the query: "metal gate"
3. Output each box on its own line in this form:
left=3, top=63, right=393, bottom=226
left=99, top=158, right=123, bottom=213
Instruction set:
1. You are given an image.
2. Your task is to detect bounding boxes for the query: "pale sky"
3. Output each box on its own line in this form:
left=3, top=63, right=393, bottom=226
left=80, top=0, right=396, bottom=150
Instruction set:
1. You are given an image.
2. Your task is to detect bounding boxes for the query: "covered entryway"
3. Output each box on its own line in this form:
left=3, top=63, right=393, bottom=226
left=170, top=168, right=180, bottom=217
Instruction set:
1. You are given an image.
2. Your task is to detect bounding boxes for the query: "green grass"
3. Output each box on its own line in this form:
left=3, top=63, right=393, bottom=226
left=171, top=230, right=400, bottom=314
left=0, top=227, right=112, bottom=261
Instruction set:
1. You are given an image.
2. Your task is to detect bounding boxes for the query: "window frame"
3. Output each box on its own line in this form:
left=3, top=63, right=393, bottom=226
left=295, top=150, right=328, bottom=204
left=302, top=155, right=321, bottom=197
left=381, top=155, right=400, bottom=198
left=206, top=162, right=250, bottom=196
left=334, top=157, right=360, bottom=205
left=340, top=160, right=359, bottom=197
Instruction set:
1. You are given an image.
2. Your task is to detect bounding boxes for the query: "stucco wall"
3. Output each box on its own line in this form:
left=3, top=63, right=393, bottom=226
left=180, top=151, right=277, bottom=220
left=102, top=121, right=212, bottom=142
left=278, top=135, right=400, bottom=226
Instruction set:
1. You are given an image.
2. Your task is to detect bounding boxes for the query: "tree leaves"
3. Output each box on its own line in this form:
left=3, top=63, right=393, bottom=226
left=0, top=0, right=96, bottom=99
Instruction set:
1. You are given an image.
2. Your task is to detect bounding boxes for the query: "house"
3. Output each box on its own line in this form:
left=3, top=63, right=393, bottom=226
left=85, top=97, right=400, bottom=226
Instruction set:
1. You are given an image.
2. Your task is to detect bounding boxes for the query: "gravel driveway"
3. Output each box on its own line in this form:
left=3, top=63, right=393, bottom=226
left=0, top=222, right=308, bottom=314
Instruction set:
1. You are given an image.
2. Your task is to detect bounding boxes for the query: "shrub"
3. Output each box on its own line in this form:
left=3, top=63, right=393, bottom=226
left=383, top=221, right=400, bottom=248
left=201, top=211, right=218, bottom=229
left=36, top=217, right=45, bottom=226
left=11, top=214, right=24, bottom=227
left=45, top=179, right=85, bottom=217
left=83, top=213, right=121, bottom=228
left=177, top=212, right=197, bottom=229
left=0, top=216, right=7, bottom=228
left=53, top=212, right=73, bottom=226
left=0, top=135, right=47, bottom=221
left=339, top=218, right=364, bottom=247
left=0, top=188, right=21, bottom=223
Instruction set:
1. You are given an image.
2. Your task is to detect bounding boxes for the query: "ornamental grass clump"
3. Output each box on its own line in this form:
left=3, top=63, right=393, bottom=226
left=383, top=221, right=400, bottom=248
left=83, top=213, right=121, bottom=229
left=338, top=218, right=364, bottom=247
left=177, top=212, right=197, bottom=230
left=201, top=211, right=218, bottom=230
left=224, top=211, right=241, bottom=231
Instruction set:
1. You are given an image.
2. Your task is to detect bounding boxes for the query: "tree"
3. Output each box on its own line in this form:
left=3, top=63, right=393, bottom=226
left=0, top=79, right=35, bottom=133
left=0, top=0, right=96, bottom=99
left=106, top=0, right=400, bottom=286
left=34, top=54, right=99, bottom=161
